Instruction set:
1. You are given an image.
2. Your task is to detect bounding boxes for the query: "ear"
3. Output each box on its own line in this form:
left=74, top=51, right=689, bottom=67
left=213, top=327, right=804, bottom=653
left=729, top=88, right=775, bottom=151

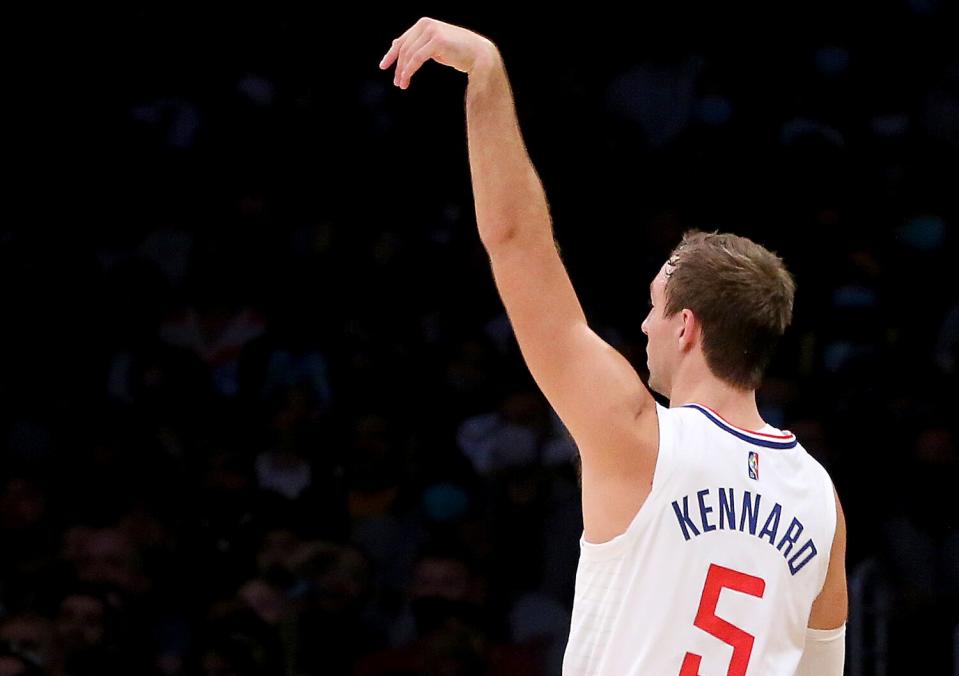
left=678, top=309, right=698, bottom=352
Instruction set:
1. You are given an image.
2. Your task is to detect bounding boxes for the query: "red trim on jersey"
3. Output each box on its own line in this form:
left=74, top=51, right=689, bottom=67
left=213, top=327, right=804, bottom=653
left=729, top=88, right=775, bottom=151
left=690, top=403, right=795, bottom=440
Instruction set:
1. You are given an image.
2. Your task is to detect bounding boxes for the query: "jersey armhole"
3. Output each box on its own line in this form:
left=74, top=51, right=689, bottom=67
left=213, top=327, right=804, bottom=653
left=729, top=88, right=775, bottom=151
left=578, top=402, right=678, bottom=559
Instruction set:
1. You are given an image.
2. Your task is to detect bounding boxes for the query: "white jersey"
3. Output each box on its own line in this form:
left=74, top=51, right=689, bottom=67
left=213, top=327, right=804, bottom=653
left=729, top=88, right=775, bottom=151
left=563, top=403, right=837, bottom=676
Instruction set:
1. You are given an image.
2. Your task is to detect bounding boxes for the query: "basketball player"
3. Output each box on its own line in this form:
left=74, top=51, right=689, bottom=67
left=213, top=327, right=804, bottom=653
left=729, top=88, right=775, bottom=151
left=381, top=18, right=847, bottom=675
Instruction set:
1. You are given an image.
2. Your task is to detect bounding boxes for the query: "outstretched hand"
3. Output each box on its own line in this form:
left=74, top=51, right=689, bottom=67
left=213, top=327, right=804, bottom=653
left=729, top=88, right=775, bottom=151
left=379, top=17, right=498, bottom=89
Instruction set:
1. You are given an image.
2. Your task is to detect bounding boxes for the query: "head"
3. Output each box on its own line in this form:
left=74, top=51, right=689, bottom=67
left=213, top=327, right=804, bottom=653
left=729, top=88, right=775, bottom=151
left=0, top=653, right=40, bottom=676
left=74, top=527, right=146, bottom=594
left=0, top=478, right=47, bottom=531
left=641, top=231, right=795, bottom=397
left=408, top=546, right=483, bottom=638
left=410, top=553, right=473, bottom=604
left=0, top=613, right=55, bottom=671
left=55, top=590, right=110, bottom=655
left=237, top=578, right=287, bottom=626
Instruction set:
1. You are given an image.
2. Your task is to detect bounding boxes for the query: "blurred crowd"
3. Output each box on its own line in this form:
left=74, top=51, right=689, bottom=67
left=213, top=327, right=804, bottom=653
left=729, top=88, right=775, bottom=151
left=3, top=4, right=958, bottom=674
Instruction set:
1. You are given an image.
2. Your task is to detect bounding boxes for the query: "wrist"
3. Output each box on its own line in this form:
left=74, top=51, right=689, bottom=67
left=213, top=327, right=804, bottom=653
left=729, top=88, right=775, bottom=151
left=468, top=42, right=502, bottom=81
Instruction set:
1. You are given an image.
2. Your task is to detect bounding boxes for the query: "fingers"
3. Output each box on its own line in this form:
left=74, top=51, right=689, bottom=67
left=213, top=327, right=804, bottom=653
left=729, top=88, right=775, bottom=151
left=380, top=23, right=417, bottom=70
left=395, top=29, right=434, bottom=89
left=379, top=39, right=400, bottom=70
left=379, top=20, right=425, bottom=71
left=381, top=17, right=447, bottom=89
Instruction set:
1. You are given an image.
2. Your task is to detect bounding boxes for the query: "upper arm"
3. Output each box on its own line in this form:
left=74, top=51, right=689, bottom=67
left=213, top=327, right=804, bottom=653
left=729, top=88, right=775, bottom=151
left=808, top=487, right=848, bottom=629
left=485, top=229, right=658, bottom=482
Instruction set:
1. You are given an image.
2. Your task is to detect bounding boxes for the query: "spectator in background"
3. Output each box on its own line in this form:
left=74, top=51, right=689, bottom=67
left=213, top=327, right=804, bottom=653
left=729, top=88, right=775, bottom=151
left=285, top=541, right=380, bottom=675
left=254, top=388, right=317, bottom=501
left=0, top=613, right=56, bottom=676
left=0, top=649, right=41, bottom=676
left=0, top=477, right=58, bottom=611
left=357, top=542, right=544, bottom=676
left=879, top=425, right=959, bottom=672
left=55, top=585, right=141, bottom=675
left=1, top=6, right=956, bottom=674
left=160, top=258, right=266, bottom=399
left=456, top=391, right=553, bottom=475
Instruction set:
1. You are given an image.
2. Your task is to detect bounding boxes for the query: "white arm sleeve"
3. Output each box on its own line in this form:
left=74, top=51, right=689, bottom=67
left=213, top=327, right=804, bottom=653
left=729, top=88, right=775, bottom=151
left=795, top=624, right=846, bottom=676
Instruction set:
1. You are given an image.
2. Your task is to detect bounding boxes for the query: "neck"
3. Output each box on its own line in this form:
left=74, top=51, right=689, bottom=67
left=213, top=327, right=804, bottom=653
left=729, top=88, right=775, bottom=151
left=668, top=374, right=765, bottom=431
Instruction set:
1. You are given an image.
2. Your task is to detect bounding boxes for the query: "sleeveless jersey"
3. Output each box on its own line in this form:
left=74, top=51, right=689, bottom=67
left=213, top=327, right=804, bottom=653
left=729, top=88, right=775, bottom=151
left=563, top=403, right=837, bottom=675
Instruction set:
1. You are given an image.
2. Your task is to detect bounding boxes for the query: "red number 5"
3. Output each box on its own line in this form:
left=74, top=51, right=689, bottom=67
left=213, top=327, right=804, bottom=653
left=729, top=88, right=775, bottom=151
left=680, top=563, right=766, bottom=676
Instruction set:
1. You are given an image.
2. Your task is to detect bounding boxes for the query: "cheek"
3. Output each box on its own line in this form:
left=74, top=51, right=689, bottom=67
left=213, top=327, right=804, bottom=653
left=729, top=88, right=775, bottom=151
left=647, top=322, right=664, bottom=349
left=649, top=318, right=674, bottom=347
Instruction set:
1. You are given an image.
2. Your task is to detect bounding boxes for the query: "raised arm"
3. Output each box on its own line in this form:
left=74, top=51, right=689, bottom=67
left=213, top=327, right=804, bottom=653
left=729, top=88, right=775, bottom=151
left=381, top=18, right=658, bottom=541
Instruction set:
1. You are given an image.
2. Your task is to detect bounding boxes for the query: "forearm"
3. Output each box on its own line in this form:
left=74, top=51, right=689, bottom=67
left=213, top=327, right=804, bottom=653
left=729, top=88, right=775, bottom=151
left=466, top=52, right=552, bottom=248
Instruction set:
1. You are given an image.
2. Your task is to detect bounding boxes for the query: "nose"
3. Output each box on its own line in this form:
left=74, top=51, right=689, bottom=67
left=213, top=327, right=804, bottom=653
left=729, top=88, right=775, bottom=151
left=641, top=317, right=649, bottom=336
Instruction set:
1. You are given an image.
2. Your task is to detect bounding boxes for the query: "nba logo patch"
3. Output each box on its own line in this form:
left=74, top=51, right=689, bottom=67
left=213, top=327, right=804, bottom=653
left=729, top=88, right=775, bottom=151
left=748, top=451, right=759, bottom=480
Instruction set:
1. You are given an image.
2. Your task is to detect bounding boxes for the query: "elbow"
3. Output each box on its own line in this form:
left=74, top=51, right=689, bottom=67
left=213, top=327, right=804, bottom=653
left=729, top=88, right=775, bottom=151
left=479, top=226, right=518, bottom=251
left=478, top=208, right=549, bottom=251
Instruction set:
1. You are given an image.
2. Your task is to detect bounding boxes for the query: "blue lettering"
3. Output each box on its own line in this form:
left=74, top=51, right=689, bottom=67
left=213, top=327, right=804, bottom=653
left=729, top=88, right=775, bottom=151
left=788, top=540, right=818, bottom=575
left=697, top=489, right=716, bottom=533
left=672, top=496, right=701, bottom=541
left=759, top=502, right=783, bottom=545
left=718, top=488, right=736, bottom=530
left=740, top=491, right=761, bottom=535
left=777, top=518, right=804, bottom=557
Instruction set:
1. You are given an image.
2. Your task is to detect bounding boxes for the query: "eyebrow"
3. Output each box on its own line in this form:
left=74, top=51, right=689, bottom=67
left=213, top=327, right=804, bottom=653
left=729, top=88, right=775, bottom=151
left=649, top=280, right=654, bottom=299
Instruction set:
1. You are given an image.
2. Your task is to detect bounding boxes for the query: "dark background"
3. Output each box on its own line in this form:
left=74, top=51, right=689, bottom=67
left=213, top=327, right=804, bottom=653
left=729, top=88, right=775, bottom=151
left=3, top=3, right=958, bottom=674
